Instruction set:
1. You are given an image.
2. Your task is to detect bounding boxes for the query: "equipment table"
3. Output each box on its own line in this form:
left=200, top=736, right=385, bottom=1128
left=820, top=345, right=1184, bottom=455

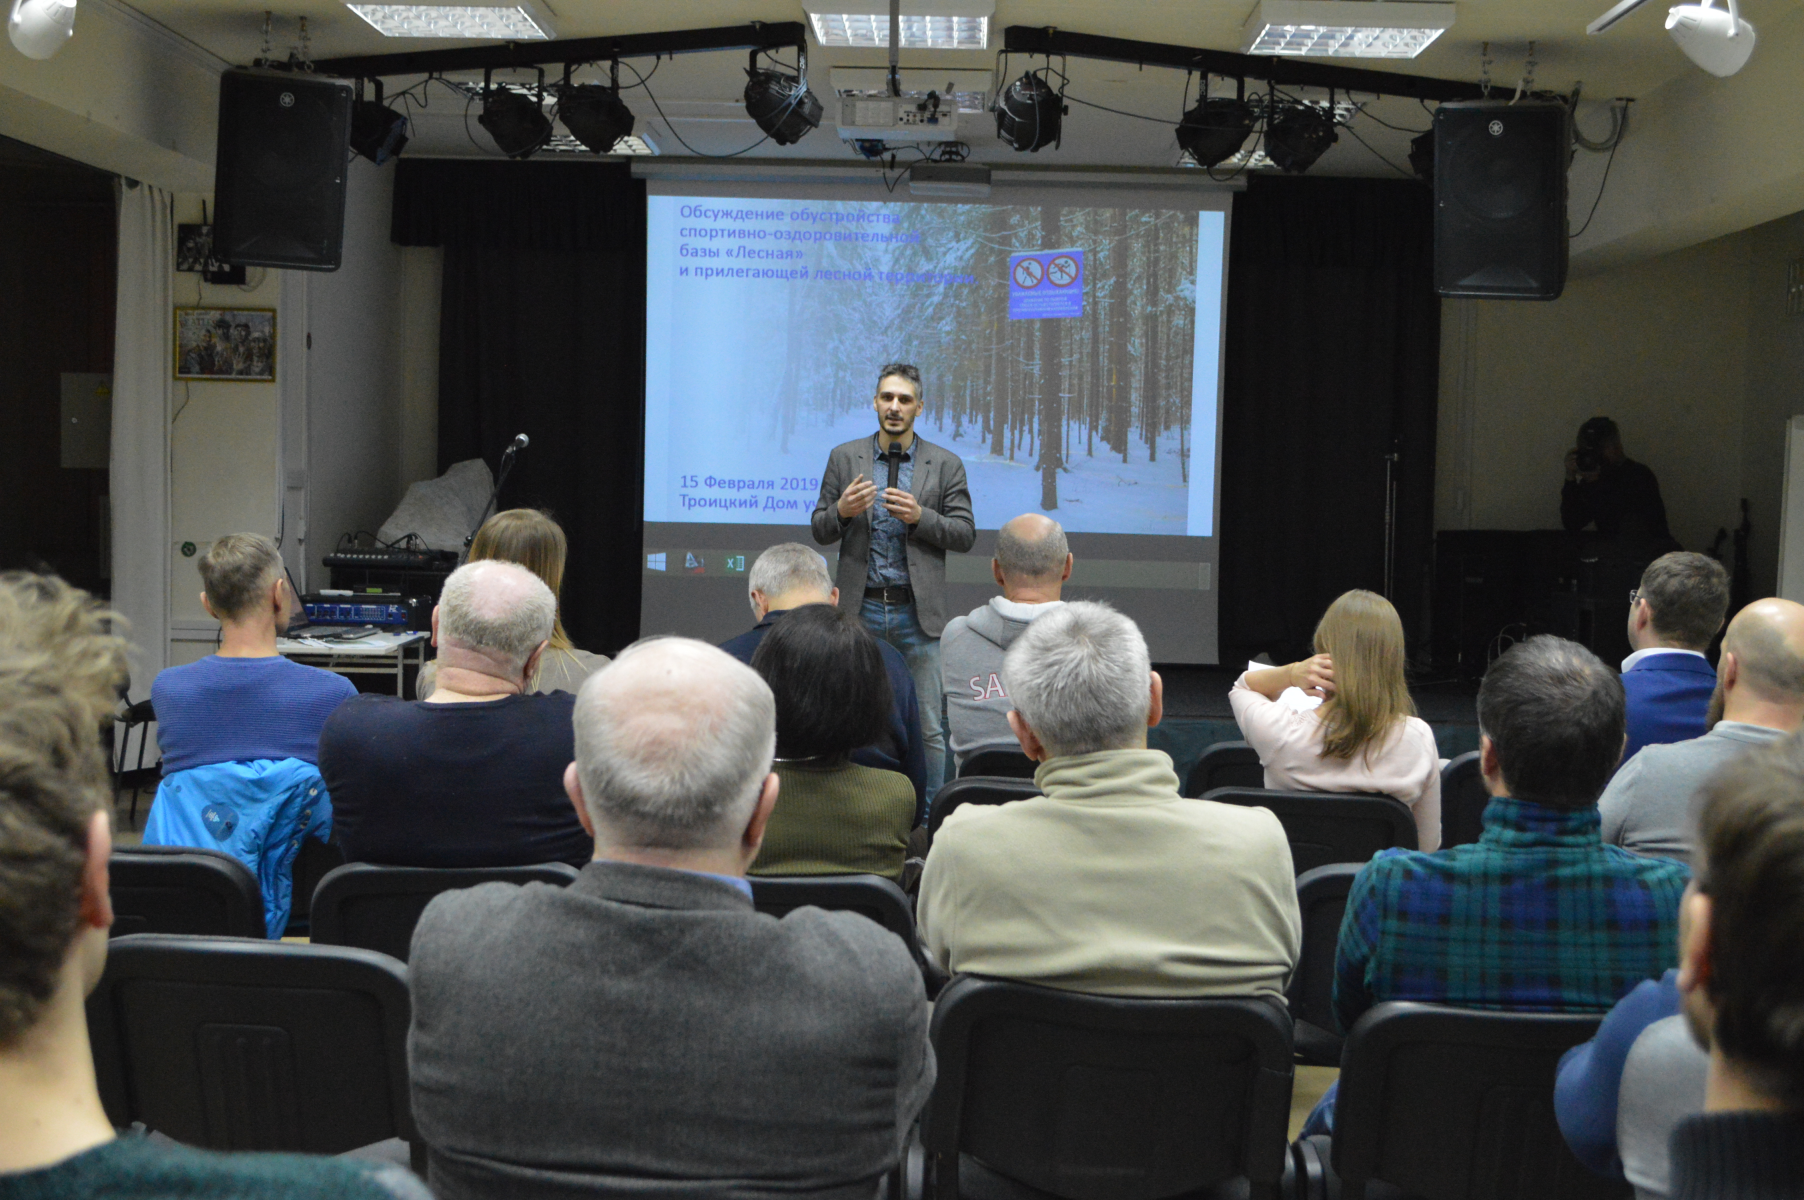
left=276, top=630, right=430, bottom=696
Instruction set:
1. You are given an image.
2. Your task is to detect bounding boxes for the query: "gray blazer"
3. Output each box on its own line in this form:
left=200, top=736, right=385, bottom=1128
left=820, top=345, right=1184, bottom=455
left=810, top=435, right=976, bottom=637
left=407, top=860, right=935, bottom=1200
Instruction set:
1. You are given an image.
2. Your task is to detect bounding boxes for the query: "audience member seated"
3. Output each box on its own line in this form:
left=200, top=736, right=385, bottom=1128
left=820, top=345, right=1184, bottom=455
left=321, top=560, right=590, bottom=868
left=1620, top=552, right=1730, bottom=764
left=144, top=533, right=354, bottom=935
left=747, top=604, right=916, bottom=880
left=1229, top=589, right=1442, bottom=850
left=1305, top=636, right=1690, bottom=1137
left=940, top=513, right=1072, bottom=771
left=406, top=638, right=932, bottom=1199
left=1600, top=597, right=1804, bottom=867
left=918, top=601, right=1300, bottom=997
left=0, top=573, right=426, bottom=1200
left=721, top=543, right=925, bottom=809
left=1666, top=733, right=1804, bottom=1197
left=416, top=508, right=608, bottom=700
left=1556, top=968, right=1709, bottom=1200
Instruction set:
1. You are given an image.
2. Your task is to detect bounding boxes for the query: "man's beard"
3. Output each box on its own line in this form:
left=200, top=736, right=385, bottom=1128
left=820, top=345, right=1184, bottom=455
left=1706, top=679, right=1726, bottom=730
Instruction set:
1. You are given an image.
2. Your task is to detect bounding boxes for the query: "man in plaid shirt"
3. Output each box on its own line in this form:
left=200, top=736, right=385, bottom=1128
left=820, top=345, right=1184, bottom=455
left=1307, top=635, right=1688, bottom=1135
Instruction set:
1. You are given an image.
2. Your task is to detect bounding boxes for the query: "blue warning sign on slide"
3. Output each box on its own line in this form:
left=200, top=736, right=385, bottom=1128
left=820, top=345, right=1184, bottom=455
left=1008, top=248, right=1084, bottom=320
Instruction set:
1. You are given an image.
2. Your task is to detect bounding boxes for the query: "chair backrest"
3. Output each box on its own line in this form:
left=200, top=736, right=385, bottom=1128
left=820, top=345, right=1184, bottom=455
left=310, top=861, right=580, bottom=961
left=750, top=873, right=947, bottom=996
left=1440, top=751, right=1490, bottom=848
left=1287, top=863, right=1364, bottom=1066
left=1182, top=740, right=1264, bottom=797
left=1332, top=1003, right=1629, bottom=1200
left=922, top=975, right=1295, bottom=1200
left=928, top=776, right=1042, bottom=839
left=280, top=838, right=347, bottom=937
left=958, top=748, right=1038, bottom=779
left=1202, top=788, right=1417, bottom=876
left=109, top=847, right=266, bottom=939
left=86, top=933, right=417, bottom=1156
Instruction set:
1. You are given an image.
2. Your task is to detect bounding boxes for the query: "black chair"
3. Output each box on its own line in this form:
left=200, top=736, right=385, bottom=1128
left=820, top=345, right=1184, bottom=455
left=282, top=837, right=348, bottom=937
left=958, top=748, right=1038, bottom=780
left=86, top=933, right=422, bottom=1171
left=1286, top=863, right=1363, bottom=1068
left=1293, top=1003, right=1630, bottom=1200
left=310, top=861, right=580, bottom=962
left=109, top=847, right=265, bottom=939
left=928, top=776, right=1041, bottom=840
left=1182, top=740, right=1263, bottom=797
left=1202, top=789, right=1417, bottom=876
left=112, top=697, right=161, bottom=831
left=1440, top=751, right=1490, bottom=848
left=922, top=975, right=1295, bottom=1200
left=750, top=874, right=948, bottom=998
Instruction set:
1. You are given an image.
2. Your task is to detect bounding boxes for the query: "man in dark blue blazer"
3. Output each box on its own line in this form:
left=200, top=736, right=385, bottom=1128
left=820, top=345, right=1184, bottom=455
left=1620, top=551, right=1731, bottom=764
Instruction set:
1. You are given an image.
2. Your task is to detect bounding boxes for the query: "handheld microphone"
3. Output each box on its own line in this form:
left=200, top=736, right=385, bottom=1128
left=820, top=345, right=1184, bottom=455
left=884, top=440, right=903, bottom=492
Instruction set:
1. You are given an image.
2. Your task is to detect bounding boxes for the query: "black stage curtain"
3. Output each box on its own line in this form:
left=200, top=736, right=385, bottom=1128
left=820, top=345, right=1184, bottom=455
left=393, top=159, right=646, bottom=654
left=1218, top=174, right=1440, bottom=664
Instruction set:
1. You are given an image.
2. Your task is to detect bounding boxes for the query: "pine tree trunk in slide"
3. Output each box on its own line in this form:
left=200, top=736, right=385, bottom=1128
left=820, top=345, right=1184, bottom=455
left=1109, top=209, right=1128, bottom=462
left=1143, top=220, right=1161, bottom=463
left=989, top=205, right=1009, bottom=457
left=1039, top=203, right=1063, bottom=509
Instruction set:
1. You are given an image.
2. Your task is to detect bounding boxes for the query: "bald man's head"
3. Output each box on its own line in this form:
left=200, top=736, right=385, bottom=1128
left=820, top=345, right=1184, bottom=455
left=438, top=559, right=556, bottom=671
left=1724, top=599, right=1804, bottom=705
left=572, top=638, right=775, bottom=851
left=995, top=514, right=1070, bottom=582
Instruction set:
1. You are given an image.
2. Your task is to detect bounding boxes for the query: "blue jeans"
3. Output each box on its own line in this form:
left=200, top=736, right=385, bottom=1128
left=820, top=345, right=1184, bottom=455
left=860, top=594, right=946, bottom=801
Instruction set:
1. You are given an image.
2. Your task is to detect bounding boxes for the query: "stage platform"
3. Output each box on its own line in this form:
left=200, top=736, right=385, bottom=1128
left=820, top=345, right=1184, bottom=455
left=1148, top=665, right=1482, bottom=784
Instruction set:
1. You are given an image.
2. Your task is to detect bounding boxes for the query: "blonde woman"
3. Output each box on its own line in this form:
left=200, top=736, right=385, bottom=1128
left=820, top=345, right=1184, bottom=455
left=417, top=509, right=609, bottom=699
left=1228, top=589, right=1441, bottom=850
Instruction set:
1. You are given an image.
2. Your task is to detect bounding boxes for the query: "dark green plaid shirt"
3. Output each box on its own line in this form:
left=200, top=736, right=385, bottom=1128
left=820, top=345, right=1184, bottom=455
left=1333, top=796, right=1689, bottom=1034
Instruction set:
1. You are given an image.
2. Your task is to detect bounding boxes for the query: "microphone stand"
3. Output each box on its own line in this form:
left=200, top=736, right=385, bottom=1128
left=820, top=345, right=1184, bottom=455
left=463, top=440, right=523, bottom=558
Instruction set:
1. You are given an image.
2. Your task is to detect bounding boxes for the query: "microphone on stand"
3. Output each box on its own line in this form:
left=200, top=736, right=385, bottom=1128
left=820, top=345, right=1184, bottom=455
left=464, top=433, right=530, bottom=553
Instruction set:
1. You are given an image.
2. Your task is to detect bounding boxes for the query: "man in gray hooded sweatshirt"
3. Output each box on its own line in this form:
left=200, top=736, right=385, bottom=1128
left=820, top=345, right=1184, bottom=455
left=940, top=514, right=1073, bottom=770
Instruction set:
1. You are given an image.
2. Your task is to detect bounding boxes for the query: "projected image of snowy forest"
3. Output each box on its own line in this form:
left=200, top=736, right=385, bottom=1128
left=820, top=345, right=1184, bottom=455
left=645, top=197, right=1214, bottom=536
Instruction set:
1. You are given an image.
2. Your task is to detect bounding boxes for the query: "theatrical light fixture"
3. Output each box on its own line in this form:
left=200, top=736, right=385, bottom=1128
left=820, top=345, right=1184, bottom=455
left=1175, top=96, right=1258, bottom=169
left=807, top=2, right=992, bottom=50
left=744, top=66, right=823, bottom=145
left=350, top=100, right=410, bottom=164
left=558, top=83, right=635, bottom=154
left=1587, top=0, right=1756, bottom=77
left=345, top=3, right=550, bottom=39
left=995, top=71, right=1064, bottom=152
left=1263, top=104, right=1339, bottom=172
left=1241, top=0, right=1455, bottom=58
left=478, top=85, right=552, bottom=158
left=7, top=0, right=75, bottom=59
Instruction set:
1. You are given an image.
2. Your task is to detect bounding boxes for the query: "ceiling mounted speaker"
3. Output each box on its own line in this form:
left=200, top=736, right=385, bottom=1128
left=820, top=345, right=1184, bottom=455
left=1432, top=100, right=1570, bottom=300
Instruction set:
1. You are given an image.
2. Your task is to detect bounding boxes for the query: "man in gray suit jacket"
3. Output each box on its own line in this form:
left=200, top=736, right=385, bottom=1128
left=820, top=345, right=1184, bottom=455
left=811, top=363, right=976, bottom=798
left=407, top=638, right=935, bottom=1200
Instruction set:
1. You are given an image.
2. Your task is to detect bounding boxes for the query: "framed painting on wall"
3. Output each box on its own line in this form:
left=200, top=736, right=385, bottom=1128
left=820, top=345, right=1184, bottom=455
left=174, top=307, right=276, bottom=382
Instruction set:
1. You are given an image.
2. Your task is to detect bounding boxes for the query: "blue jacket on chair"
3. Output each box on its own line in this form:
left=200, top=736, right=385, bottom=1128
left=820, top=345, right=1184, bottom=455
left=142, top=758, right=333, bottom=937
left=1621, top=651, right=1717, bottom=765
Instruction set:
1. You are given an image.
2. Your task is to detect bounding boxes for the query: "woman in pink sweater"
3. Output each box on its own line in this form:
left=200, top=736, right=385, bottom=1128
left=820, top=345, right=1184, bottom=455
left=1228, top=590, right=1441, bottom=850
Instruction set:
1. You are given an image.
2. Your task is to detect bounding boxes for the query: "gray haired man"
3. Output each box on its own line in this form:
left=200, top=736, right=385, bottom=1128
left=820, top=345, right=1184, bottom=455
left=939, top=513, right=1073, bottom=769
left=319, top=560, right=592, bottom=868
left=918, top=601, right=1300, bottom=997
left=407, top=638, right=934, bottom=1198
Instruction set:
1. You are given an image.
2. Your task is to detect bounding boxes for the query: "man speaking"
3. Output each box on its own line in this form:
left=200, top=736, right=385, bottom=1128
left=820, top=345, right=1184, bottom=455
left=812, top=363, right=975, bottom=798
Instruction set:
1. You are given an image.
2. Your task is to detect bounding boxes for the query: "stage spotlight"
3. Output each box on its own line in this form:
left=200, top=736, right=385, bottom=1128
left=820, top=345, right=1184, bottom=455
left=1264, top=105, right=1339, bottom=173
left=744, top=68, right=823, bottom=145
left=478, top=87, right=551, bottom=158
left=995, top=71, right=1064, bottom=152
left=559, top=83, right=635, bottom=153
left=350, top=100, right=409, bottom=164
left=1408, top=128, right=1434, bottom=179
left=1666, top=0, right=1755, bottom=77
left=8, top=0, right=75, bottom=58
left=1175, top=97, right=1257, bottom=168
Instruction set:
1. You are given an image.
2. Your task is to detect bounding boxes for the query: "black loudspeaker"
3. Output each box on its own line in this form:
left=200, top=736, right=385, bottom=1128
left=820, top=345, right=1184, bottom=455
left=1433, top=100, right=1570, bottom=300
left=213, top=68, right=353, bottom=272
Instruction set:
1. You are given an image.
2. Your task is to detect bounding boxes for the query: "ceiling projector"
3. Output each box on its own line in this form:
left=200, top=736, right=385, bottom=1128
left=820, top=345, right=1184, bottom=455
left=1586, top=0, right=1755, bottom=77
left=8, top=0, right=75, bottom=59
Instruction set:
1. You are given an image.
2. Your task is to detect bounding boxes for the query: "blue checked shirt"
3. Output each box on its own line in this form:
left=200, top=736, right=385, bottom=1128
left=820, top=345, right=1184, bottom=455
left=1333, top=795, right=1689, bottom=1035
left=865, top=432, right=915, bottom=588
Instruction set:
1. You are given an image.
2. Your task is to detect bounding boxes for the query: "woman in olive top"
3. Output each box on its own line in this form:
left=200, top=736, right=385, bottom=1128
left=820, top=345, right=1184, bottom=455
left=749, top=603, right=917, bottom=880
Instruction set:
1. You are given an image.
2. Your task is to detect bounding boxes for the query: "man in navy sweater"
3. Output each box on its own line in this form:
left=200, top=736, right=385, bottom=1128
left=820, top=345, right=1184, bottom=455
left=1621, top=552, right=1730, bottom=765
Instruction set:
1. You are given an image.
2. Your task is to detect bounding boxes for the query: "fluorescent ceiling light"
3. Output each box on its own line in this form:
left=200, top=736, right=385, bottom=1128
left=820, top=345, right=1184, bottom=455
left=346, top=4, right=551, bottom=39
left=807, top=2, right=993, bottom=49
left=1242, top=0, right=1454, bottom=58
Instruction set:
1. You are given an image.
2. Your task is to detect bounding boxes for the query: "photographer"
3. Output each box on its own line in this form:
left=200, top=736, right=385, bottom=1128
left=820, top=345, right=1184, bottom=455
left=1562, top=417, right=1673, bottom=545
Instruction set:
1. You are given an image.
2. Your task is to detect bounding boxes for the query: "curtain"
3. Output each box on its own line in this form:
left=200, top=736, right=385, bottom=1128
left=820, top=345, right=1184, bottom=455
left=1218, top=175, right=1440, bottom=664
left=393, top=160, right=647, bottom=655
left=110, top=180, right=174, bottom=700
